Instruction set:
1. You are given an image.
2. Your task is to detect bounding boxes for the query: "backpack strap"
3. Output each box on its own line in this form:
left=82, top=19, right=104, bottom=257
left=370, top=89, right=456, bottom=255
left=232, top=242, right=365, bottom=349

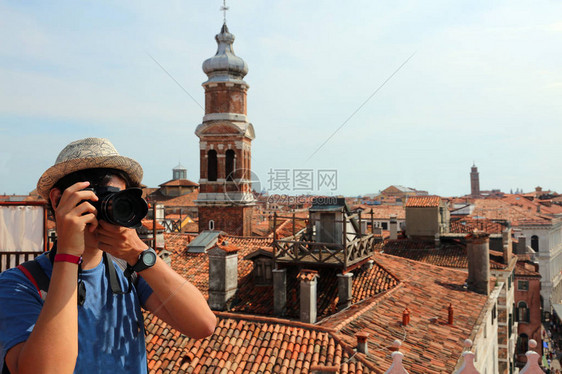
left=17, top=258, right=50, bottom=301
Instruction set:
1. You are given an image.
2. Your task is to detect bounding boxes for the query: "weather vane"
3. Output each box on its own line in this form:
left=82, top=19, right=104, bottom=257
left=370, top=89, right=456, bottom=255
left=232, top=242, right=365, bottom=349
left=220, top=0, right=229, bottom=24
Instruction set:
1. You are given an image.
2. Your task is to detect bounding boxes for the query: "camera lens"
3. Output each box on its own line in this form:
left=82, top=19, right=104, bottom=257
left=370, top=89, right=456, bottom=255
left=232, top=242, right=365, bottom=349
left=96, top=187, right=148, bottom=228
left=112, top=197, right=135, bottom=222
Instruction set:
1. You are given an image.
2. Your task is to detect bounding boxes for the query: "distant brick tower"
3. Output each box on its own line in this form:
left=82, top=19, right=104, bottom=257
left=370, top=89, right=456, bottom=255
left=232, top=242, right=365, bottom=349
left=195, top=22, right=256, bottom=236
left=470, top=164, right=480, bottom=198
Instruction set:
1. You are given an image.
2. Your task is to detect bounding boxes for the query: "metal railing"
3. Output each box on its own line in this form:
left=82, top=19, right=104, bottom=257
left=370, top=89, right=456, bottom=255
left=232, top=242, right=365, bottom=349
left=0, top=251, right=44, bottom=272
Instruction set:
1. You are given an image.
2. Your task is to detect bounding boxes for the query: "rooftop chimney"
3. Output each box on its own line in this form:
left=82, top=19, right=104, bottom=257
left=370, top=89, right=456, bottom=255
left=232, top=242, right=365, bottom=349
left=273, top=268, right=287, bottom=316
left=448, top=303, right=454, bottom=325
left=355, top=331, right=370, bottom=355
left=466, top=231, right=491, bottom=295
left=208, top=241, right=239, bottom=310
left=517, top=235, right=527, bottom=254
left=337, top=272, right=353, bottom=310
left=298, top=269, right=319, bottom=323
left=389, top=215, right=398, bottom=240
left=502, top=227, right=513, bottom=264
left=402, top=308, right=410, bottom=326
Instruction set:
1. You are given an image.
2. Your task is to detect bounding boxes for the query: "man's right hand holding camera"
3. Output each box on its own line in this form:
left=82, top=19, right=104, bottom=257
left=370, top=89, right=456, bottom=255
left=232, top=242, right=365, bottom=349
left=52, top=181, right=99, bottom=257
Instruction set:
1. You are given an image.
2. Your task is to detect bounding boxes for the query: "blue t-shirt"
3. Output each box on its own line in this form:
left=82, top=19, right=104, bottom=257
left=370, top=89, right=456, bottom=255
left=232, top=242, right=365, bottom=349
left=0, top=253, right=153, bottom=373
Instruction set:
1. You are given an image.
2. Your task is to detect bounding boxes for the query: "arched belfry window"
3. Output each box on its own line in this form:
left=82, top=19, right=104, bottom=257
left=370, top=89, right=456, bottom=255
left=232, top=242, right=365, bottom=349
left=225, top=150, right=235, bottom=181
left=531, top=235, right=539, bottom=252
left=208, top=150, right=217, bottom=182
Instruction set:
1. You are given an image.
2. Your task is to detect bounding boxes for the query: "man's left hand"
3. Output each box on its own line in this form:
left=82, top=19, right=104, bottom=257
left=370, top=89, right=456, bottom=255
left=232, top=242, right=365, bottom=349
left=97, top=221, right=149, bottom=266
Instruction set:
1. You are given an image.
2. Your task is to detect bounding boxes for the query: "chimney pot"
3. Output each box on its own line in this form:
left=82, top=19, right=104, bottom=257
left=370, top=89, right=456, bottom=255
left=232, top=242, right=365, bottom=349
left=402, top=308, right=410, bottom=326
left=448, top=303, right=454, bottom=325
left=355, top=331, right=370, bottom=355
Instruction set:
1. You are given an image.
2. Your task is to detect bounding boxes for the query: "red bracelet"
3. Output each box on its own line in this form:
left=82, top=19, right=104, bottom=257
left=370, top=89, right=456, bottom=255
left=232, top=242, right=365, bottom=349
left=54, top=254, right=82, bottom=264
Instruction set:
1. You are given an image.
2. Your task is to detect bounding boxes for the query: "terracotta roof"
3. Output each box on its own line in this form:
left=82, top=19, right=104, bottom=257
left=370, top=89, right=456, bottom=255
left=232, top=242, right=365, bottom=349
left=378, top=239, right=507, bottom=270
left=159, top=179, right=199, bottom=188
left=229, top=258, right=399, bottom=320
left=161, top=191, right=199, bottom=207
left=471, top=197, right=554, bottom=226
left=297, top=269, right=319, bottom=282
left=319, top=253, right=490, bottom=373
left=141, top=219, right=165, bottom=231
left=144, top=311, right=378, bottom=374
left=214, top=238, right=241, bottom=253
left=450, top=217, right=504, bottom=234
left=352, top=204, right=406, bottom=220
left=166, top=233, right=273, bottom=299
left=145, top=233, right=493, bottom=373
left=405, top=196, right=441, bottom=208
left=147, top=190, right=199, bottom=208
left=515, top=261, right=541, bottom=277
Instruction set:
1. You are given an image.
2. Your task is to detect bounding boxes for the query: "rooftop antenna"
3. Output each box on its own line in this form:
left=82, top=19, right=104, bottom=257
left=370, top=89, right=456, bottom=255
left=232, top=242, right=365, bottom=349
left=220, top=0, right=229, bottom=24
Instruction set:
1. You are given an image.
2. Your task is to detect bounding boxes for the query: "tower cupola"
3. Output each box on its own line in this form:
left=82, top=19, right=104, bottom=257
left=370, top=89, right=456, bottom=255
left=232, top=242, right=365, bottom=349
left=202, top=23, right=248, bottom=85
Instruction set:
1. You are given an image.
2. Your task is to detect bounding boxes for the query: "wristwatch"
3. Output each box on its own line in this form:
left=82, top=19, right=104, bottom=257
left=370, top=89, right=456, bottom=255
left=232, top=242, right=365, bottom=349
left=125, top=247, right=157, bottom=277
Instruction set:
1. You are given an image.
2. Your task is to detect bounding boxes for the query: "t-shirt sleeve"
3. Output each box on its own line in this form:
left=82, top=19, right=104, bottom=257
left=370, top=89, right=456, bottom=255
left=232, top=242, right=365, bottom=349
left=0, top=270, right=43, bottom=366
left=135, top=275, right=153, bottom=307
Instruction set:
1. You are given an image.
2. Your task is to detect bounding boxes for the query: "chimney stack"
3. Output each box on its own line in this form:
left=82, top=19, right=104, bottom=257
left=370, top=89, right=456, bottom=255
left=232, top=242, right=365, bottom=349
left=402, top=308, right=410, bottom=326
left=448, top=303, right=454, bottom=325
left=466, top=231, right=491, bottom=295
left=208, top=241, right=239, bottom=310
left=502, top=226, right=513, bottom=264
left=517, top=235, right=527, bottom=254
left=389, top=215, right=398, bottom=240
left=337, top=272, right=353, bottom=310
left=355, top=331, right=370, bottom=355
left=298, top=270, right=319, bottom=323
left=273, top=268, right=287, bottom=316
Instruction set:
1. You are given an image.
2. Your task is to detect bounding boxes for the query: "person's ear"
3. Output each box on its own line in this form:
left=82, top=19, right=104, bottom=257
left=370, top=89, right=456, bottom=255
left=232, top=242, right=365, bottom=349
left=49, top=188, right=62, bottom=209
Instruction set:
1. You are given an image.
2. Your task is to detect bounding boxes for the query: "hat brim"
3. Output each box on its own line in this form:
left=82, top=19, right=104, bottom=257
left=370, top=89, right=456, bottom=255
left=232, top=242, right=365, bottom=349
left=36, top=155, right=143, bottom=201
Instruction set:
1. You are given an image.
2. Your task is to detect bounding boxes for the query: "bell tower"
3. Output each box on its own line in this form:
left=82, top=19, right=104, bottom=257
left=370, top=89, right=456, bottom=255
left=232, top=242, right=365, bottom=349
left=470, top=163, right=480, bottom=198
left=195, top=22, right=255, bottom=236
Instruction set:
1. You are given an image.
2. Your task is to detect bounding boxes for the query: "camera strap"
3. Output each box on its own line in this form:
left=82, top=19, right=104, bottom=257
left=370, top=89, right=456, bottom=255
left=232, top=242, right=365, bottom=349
left=18, top=242, right=136, bottom=307
left=104, top=253, right=134, bottom=294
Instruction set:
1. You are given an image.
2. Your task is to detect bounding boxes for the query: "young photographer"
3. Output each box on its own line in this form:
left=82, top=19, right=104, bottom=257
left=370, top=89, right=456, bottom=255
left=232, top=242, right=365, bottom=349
left=0, top=138, right=216, bottom=373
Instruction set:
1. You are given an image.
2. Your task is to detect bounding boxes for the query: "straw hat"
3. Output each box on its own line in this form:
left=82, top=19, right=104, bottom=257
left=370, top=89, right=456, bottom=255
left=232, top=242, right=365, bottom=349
left=37, top=138, right=143, bottom=200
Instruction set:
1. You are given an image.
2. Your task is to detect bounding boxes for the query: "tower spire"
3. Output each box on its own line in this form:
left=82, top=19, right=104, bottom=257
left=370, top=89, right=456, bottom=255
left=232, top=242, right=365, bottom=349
left=220, top=0, right=229, bottom=25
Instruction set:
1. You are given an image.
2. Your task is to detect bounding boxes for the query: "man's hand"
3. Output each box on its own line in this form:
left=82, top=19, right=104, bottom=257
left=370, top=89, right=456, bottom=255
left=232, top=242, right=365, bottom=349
left=54, top=181, right=98, bottom=257
left=97, top=220, right=148, bottom=266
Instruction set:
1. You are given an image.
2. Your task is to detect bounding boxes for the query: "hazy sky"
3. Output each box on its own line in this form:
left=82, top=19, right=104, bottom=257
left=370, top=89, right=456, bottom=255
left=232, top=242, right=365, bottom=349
left=1, top=1, right=560, bottom=197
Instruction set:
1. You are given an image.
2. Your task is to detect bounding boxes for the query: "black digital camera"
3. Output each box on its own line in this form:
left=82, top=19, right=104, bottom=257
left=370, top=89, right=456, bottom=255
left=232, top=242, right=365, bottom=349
left=85, top=186, right=148, bottom=228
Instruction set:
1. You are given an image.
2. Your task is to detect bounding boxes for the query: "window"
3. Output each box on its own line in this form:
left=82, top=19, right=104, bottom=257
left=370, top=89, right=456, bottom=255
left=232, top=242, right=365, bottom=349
left=531, top=235, right=539, bottom=252
left=517, top=334, right=529, bottom=354
left=518, top=301, right=530, bottom=323
left=207, top=150, right=217, bottom=181
left=381, top=222, right=388, bottom=230
left=518, top=280, right=529, bottom=291
left=253, top=258, right=273, bottom=285
left=225, top=150, right=235, bottom=181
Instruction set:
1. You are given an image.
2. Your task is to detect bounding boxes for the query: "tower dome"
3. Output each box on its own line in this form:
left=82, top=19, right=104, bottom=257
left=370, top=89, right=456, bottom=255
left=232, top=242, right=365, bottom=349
left=202, top=23, right=248, bottom=84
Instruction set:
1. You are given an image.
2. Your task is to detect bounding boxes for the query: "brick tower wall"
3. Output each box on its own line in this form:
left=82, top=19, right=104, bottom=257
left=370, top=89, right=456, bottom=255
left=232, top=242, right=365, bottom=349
left=198, top=205, right=253, bottom=236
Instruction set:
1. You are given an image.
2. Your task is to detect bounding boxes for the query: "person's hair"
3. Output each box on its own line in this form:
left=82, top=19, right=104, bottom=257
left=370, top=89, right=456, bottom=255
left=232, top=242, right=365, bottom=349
left=47, top=168, right=135, bottom=216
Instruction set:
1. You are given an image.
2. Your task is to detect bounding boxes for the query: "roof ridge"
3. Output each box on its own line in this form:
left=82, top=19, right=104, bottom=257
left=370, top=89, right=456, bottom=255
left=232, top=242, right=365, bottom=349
left=214, top=310, right=337, bottom=333
left=376, top=252, right=475, bottom=277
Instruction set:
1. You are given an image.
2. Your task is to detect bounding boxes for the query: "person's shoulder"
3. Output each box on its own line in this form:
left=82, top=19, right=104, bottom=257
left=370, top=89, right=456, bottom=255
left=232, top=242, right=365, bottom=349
left=0, top=253, right=51, bottom=288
